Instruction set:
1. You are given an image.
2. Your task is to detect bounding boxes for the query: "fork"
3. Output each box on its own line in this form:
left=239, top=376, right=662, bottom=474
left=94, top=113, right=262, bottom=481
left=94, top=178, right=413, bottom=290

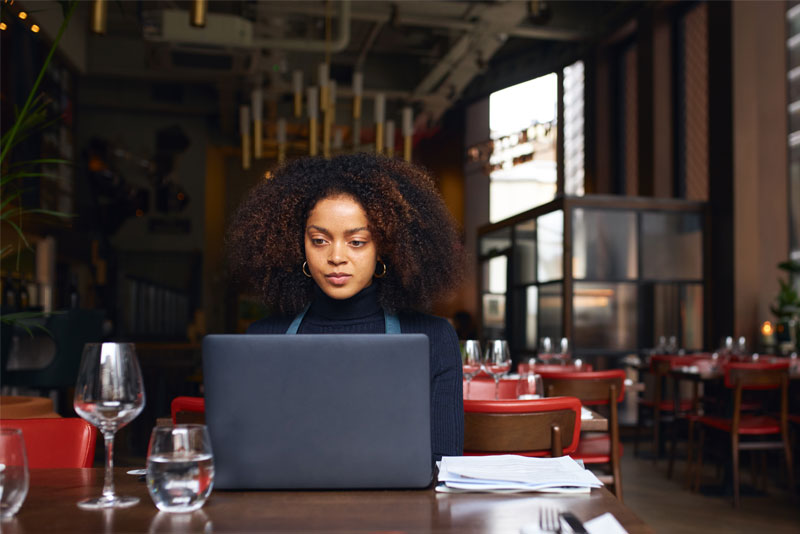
left=539, top=507, right=561, bottom=533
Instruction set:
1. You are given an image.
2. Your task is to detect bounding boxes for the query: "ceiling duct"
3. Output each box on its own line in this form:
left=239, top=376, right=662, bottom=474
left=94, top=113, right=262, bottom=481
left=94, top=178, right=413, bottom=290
left=143, top=1, right=351, bottom=52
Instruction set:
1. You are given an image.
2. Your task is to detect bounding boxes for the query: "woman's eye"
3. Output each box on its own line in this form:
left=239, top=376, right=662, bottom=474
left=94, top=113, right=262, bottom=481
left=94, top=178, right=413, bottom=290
left=311, top=238, right=327, bottom=245
left=350, top=240, right=366, bottom=247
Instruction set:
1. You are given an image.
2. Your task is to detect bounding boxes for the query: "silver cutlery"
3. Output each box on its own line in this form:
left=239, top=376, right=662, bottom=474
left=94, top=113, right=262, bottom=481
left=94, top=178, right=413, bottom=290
left=539, top=507, right=561, bottom=533
left=560, top=511, right=587, bottom=533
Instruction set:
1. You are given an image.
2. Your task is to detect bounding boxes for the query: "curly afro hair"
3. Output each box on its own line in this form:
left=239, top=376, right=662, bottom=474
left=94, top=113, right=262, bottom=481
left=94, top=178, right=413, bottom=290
left=227, top=152, right=465, bottom=315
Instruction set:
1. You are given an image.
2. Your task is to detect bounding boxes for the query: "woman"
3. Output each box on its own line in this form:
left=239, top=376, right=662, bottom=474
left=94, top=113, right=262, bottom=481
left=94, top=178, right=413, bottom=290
left=227, top=153, right=465, bottom=459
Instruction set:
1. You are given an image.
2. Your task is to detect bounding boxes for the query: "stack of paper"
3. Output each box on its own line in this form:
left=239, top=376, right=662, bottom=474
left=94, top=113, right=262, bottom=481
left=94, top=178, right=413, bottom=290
left=436, top=455, right=604, bottom=494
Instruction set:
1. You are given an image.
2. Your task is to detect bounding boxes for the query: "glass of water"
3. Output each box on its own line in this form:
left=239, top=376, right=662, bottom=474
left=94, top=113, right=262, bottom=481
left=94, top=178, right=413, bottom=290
left=516, top=373, right=544, bottom=400
left=0, top=428, right=29, bottom=519
left=146, top=425, right=214, bottom=513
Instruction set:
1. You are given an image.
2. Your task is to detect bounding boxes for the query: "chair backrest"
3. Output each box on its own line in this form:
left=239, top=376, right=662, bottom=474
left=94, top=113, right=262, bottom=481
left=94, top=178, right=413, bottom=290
left=463, top=377, right=518, bottom=400
left=0, top=418, right=96, bottom=468
left=517, top=363, right=594, bottom=374
left=463, top=396, right=582, bottom=457
left=724, top=362, right=790, bottom=390
left=538, top=369, right=626, bottom=407
left=170, top=396, right=206, bottom=424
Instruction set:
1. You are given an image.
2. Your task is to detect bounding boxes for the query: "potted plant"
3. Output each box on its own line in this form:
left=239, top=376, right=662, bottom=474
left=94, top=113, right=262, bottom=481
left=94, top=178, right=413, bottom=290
left=1, top=1, right=78, bottom=367
left=770, top=260, right=800, bottom=353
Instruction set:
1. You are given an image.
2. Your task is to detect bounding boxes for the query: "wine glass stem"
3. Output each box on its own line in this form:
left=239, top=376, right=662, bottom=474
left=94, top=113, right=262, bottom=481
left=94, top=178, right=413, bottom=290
left=466, top=377, right=472, bottom=400
left=102, top=431, right=116, bottom=500
left=494, top=377, right=500, bottom=400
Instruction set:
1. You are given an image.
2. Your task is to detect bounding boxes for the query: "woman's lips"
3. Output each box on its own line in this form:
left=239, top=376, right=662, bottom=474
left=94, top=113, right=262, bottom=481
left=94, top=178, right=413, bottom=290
left=325, top=273, right=351, bottom=285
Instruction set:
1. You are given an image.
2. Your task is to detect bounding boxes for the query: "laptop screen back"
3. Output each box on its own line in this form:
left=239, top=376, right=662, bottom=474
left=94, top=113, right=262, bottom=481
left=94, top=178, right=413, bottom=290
left=202, top=334, right=432, bottom=489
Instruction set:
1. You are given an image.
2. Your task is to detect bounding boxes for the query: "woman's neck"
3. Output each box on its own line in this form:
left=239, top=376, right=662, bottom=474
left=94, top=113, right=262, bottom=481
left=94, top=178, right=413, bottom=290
left=308, top=283, right=381, bottom=321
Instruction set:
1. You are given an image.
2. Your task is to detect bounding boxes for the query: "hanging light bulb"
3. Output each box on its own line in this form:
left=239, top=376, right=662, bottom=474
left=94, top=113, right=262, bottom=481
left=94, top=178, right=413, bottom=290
left=277, top=118, right=287, bottom=164
left=292, top=70, right=303, bottom=118
left=374, top=93, right=385, bottom=155
left=240, top=105, right=251, bottom=170
left=90, top=0, right=107, bottom=35
left=323, top=80, right=336, bottom=158
left=307, top=86, right=319, bottom=156
left=318, top=63, right=329, bottom=112
left=385, top=120, right=395, bottom=158
left=190, top=0, right=207, bottom=28
left=402, top=107, right=414, bottom=162
left=352, top=72, right=363, bottom=120
left=251, top=87, right=263, bottom=159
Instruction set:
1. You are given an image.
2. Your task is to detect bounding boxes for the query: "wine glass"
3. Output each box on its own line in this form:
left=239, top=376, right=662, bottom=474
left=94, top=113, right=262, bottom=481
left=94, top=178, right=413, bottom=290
left=0, top=428, right=29, bottom=518
left=73, top=342, right=145, bottom=509
left=483, top=339, right=511, bottom=400
left=460, top=340, right=482, bottom=400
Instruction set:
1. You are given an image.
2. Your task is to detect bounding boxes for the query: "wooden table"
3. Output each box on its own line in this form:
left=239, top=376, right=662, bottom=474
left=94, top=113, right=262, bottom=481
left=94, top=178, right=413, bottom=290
left=5, top=468, right=654, bottom=533
left=581, top=407, right=608, bottom=432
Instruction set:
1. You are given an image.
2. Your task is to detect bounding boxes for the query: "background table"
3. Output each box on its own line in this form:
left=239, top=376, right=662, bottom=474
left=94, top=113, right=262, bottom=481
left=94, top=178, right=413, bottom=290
left=4, top=468, right=655, bottom=533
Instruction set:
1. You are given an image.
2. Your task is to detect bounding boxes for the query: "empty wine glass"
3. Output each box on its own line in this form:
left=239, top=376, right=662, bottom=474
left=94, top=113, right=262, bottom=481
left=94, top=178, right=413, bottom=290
left=483, top=339, right=511, bottom=400
left=460, top=340, right=482, bottom=400
left=74, top=342, right=145, bottom=509
left=538, top=337, right=553, bottom=363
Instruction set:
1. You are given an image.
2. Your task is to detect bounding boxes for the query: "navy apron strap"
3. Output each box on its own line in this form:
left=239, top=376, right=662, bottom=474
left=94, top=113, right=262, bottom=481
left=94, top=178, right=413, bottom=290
left=285, top=304, right=310, bottom=335
left=286, top=305, right=401, bottom=334
left=384, top=310, right=401, bottom=334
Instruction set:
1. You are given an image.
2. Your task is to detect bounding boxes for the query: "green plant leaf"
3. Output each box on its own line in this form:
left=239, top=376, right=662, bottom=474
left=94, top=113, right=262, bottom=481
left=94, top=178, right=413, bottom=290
left=778, top=260, right=800, bottom=273
left=9, top=158, right=72, bottom=168
left=2, top=219, right=31, bottom=250
left=24, top=208, right=74, bottom=219
left=0, top=1, right=78, bottom=165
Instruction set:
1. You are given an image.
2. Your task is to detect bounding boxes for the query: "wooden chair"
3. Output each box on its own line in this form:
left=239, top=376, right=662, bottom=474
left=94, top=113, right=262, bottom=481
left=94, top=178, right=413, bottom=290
left=170, top=396, right=206, bottom=424
left=539, top=369, right=625, bottom=500
left=463, top=397, right=582, bottom=457
left=690, top=362, right=793, bottom=507
left=0, top=418, right=96, bottom=468
left=634, top=355, right=697, bottom=473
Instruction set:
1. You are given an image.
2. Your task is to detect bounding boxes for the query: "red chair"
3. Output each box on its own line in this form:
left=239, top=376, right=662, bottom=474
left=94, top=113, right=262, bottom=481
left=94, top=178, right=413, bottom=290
left=463, top=376, right=518, bottom=400
left=690, top=362, right=794, bottom=507
left=170, top=396, right=206, bottom=424
left=0, top=418, right=96, bottom=468
left=539, top=370, right=626, bottom=500
left=635, top=354, right=698, bottom=472
left=517, top=362, right=593, bottom=374
left=463, top=396, right=582, bottom=457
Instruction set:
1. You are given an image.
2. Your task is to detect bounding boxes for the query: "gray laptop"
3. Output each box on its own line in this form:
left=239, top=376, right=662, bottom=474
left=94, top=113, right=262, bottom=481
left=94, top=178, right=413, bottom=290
left=202, top=334, right=432, bottom=490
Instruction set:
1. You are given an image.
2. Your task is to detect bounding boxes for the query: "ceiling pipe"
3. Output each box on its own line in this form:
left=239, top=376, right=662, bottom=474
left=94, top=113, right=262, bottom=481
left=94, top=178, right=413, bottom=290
left=147, top=1, right=351, bottom=53
left=276, top=4, right=584, bottom=42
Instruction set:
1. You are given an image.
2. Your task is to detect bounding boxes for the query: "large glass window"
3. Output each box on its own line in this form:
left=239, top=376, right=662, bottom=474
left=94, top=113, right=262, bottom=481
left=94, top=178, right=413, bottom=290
left=489, top=74, right=558, bottom=222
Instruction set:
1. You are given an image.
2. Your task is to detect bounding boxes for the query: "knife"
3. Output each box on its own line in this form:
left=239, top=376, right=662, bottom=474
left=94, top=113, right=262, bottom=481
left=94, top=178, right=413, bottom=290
left=560, top=512, right=588, bottom=533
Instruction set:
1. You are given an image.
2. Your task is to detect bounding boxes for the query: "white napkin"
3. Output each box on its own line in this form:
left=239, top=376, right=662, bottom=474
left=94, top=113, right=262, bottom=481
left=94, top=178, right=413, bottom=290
left=584, top=512, right=628, bottom=534
left=520, top=512, right=628, bottom=534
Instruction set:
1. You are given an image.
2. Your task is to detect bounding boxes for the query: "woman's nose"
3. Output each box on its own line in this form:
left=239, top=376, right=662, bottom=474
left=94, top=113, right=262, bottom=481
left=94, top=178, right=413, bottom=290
left=328, top=242, right=346, bottom=264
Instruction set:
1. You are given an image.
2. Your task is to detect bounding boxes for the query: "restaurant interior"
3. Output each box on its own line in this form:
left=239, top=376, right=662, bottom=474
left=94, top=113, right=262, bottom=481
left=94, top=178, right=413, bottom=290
left=2, top=1, right=800, bottom=532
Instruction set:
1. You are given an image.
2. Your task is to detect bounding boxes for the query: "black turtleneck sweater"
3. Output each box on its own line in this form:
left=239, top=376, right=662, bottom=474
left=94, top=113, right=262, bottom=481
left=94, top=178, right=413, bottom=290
left=247, top=284, right=464, bottom=460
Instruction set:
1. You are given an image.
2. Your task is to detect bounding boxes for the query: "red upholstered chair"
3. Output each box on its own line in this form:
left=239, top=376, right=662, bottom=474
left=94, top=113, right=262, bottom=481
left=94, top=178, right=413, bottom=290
left=690, top=362, right=794, bottom=507
left=0, top=418, right=96, bottom=468
left=539, top=370, right=625, bottom=500
left=463, top=397, right=582, bottom=458
left=170, top=396, right=206, bottom=424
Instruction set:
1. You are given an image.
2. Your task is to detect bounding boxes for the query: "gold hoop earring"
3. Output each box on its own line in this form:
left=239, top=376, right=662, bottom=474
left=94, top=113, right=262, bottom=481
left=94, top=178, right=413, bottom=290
left=374, top=260, right=387, bottom=278
left=302, top=261, right=312, bottom=278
